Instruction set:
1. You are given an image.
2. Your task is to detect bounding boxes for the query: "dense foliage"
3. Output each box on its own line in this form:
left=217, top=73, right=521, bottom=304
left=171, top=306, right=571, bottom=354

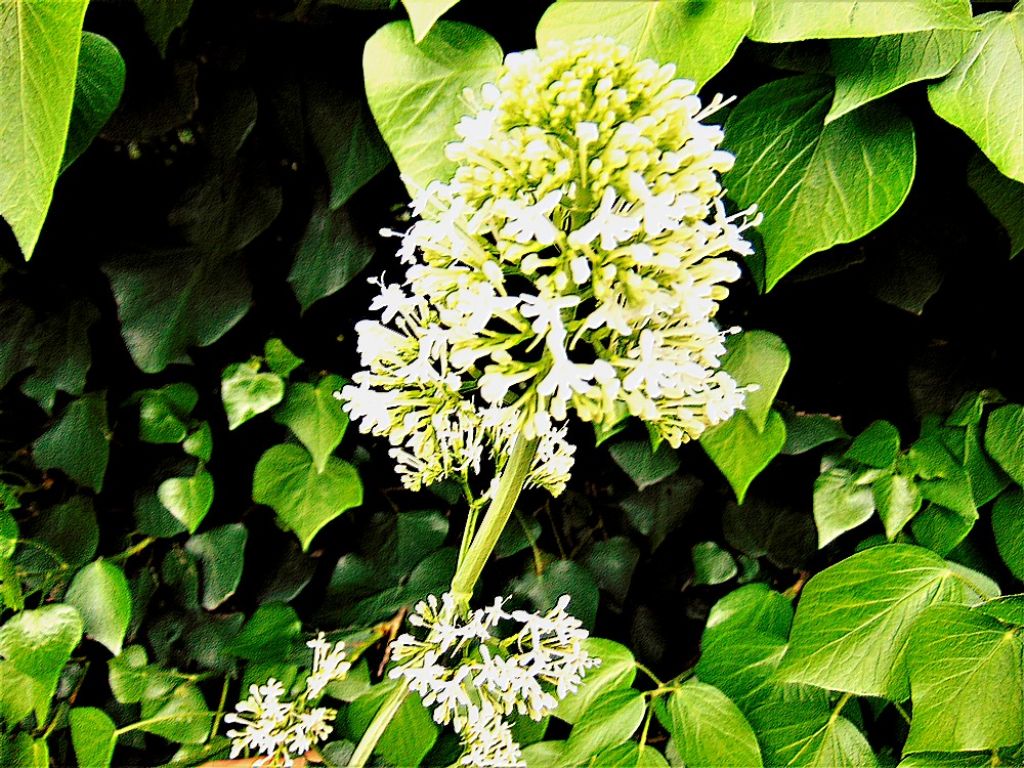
left=1, top=1, right=1023, bottom=767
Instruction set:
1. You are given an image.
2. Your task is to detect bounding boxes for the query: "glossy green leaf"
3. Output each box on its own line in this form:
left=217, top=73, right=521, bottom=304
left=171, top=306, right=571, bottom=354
left=0, top=603, right=83, bottom=723
left=536, top=0, right=753, bottom=89
left=402, top=0, right=459, bottom=43
left=274, top=376, right=349, bottom=473
left=349, top=680, right=439, bottom=767
left=905, top=603, right=1024, bottom=752
left=928, top=10, right=1024, bottom=183
left=813, top=466, right=877, bottom=547
left=779, top=544, right=989, bottom=700
left=0, top=0, right=89, bottom=258
left=33, top=391, right=109, bottom=492
left=363, top=21, right=502, bottom=192
left=138, top=682, right=212, bottom=744
left=828, top=29, right=976, bottom=122
left=992, top=489, right=1024, bottom=581
left=70, top=707, right=117, bottom=768
left=158, top=469, right=214, bottom=534
left=185, top=524, right=248, bottom=610
left=264, top=338, right=303, bottom=378
left=724, top=75, right=915, bottom=290
left=781, top=715, right=879, bottom=768
left=749, top=0, right=975, bottom=42
left=910, top=503, right=977, bottom=557
left=557, top=638, right=636, bottom=724
left=221, top=360, right=285, bottom=430
left=562, top=688, right=646, bottom=766
left=719, top=330, right=790, bottom=431
left=701, top=409, right=786, bottom=503
left=182, top=422, right=213, bottom=462
left=977, top=595, right=1024, bottom=627
left=65, top=560, right=131, bottom=655
left=664, top=680, right=763, bottom=768
left=62, top=33, right=125, bottom=172
left=984, top=404, right=1024, bottom=486
left=968, top=151, right=1024, bottom=258
left=873, top=471, right=922, bottom=538
left=845, top=420, right=901, bottom=468
left=252, top=444, right=362, bottom=550
left=135, top=0, right=193, bottom=56
left=137, top=383, right=198, bottom=444
left=608, top=440, right=679, bottom=490
left=108, top=645, right=179, bottom=704
left=691, top=541, right=738, bottom=586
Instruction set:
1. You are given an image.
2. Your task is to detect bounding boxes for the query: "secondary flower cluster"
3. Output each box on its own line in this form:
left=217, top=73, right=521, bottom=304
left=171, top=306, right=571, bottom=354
left=390, top=592, right=599, bottom=767
left=224, top=633, right=351, bottom=767
left=342, top=36, right=759, bottom=495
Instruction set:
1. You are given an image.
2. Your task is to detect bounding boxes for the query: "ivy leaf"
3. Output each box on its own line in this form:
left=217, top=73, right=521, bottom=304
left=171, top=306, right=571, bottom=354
left=70, top=707, right=117, bottom=768
left=185, top=524, right=248, bottom=610
left=536, top=0, right=754, bottom=89
left=17, top=298, right=98, bottom=414
left=134, top=0, right=193, bottom=56
left=608, top=440, right=679, bottom=491
left=691, top=541, right=738, bottom=586
left=0, top=604, right=83, bottom=723
left=138, top=683, right=212, bottom=744
left=620, top=474, right=702, bottom=551
left=562, top=688, right=646, bottom=766
left=749, top=0, right=975, bottom=42
left=137, top=383, right=198, bottom=445
left=828, top=29, right=976, bottom=122
left=813, top=466, right=877, bottom=547
left=779, top=544, right=987, bottom=700
left=967, top=151, right=1024, bottom=258
left=984, top=404, right=1024, bottom=486
left=700, top=410, right=786, bottom=503
left=557, top=638, right=636, bottom=725
left=905, top=603, right=1024, bottom=753
left=274, top=376, right=350, bottom=473
left=108, top=645, right=178, bottom=704
left=991, top=489, right=1024, bottom=581
left=252, top=444, right=363, bottom=551
left=0, top=0, right=90, bottom=258
left=662, top=681, right=763, bottom=768
left=65, top=560, right=131, bottom=655
left=158, top=469, right=214, bottom=534
left=845, top=420, right=901, bottom=468
left=781, top=715, right=879, bottom=767
left=17, top=496, right=98, bottom=573
left=264, top=339, right=303, bottom=378
left=780, top=409, right=849, bottom=455
left=363, top=21, right=502, bottom=192
left=928, top=10, right=1024, bottom=183
left=724, top=75, right=916, bottom=290
left=288, top=195, right=375, bottom=313
left=33, top=392, right=110, bottom=492
left=183, top=422, right=213, bottom=462
left=221, top=360, right=285, bottom=430
left=348, top=679, right=439, bottom=767
left=873, top=472, right=923, bottom=539
left=401, top=0, right=460, bottom=42
left=103, top=248, right=252, bottom=374
left=225, top=602, right=302, bottom=663
left=719, top=331, right=790, bottom=432
left=61, top=33, right=125, bottom=173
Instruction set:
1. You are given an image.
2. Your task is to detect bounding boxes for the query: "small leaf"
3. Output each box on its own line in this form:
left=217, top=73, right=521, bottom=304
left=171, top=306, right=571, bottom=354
left=274, top=376, right=350, bottom=473
left=780, top=409, right=849, bottom=455
left=253, top=444, right=363, bottom=550
left=363, top=21, right=502, bottom=193
left=813, top=465, right=877, bottom=547
left=905, top=603, right=1024, bottom=752
left=185, top=524, right=248, bottom=610
left=557, top=639, right=636, bottom=724
left=749, top=0, right=975, bottom=42
left=967, top=151, right=1024, bottom=258
left=991, top=489, right=1024, bottom=581
left=264, top=339, right=303, bottom=378
left=536, top=0, right=753, bottom=89
left=61, top=33, right=125, bottom=172
left=701, top=410, right=786, bottom=503
left=221, top=360, right=285, bottom=430
left=608, top=440, right=679, bottom=491
left=562, top=688, right=646, bottom=766
left=33, top=392, right=109, bottom=492
left=984, top=404, right=1024, bottom=485
left=845, top=420, right=901, bottom=468
left=70, top=707, right=117, bottom=768
left=137, top=383, right=198, bottom=444
left=663, top=680, right=763, bottom=768
left=402, top=0, right=460, bottom=42
left=719, top=331, right=790, bottom=432
left=108, top=645, right=178, bottom=704
left=690, top=541, right=738, bottom=586
left=928, top=10, right=1024, bottom=182
left=725, top=75, right=916, bottom=289
left=182, top=422, right=213, bottom=462
left=158, top=470, right=214, bottom=534
left=138, top=683, right=212, bottom=744
left=65, top=560, right=131, bottom=655
left=874, top=472, right=922, bottom=539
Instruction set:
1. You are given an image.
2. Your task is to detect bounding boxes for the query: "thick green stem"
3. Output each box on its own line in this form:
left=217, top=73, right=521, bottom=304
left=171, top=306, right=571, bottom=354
left=347, top=433, right=540, bottom=767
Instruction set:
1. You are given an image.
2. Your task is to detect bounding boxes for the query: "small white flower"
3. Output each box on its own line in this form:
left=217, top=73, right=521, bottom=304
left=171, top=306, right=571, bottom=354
left=568, top=187, right=641, bottom=251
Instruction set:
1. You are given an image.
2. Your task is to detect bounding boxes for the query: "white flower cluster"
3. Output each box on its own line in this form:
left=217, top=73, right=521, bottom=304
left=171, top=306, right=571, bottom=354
left=342, top=36, right=759, bottom=495
left=224, top=633, right=351, bottom=767
left=389, top=592, right=599, bottom=768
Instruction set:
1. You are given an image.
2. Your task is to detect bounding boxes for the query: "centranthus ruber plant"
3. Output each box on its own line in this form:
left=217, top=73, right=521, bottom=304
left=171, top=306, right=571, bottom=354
left=340, top=36, right=759, bottom=768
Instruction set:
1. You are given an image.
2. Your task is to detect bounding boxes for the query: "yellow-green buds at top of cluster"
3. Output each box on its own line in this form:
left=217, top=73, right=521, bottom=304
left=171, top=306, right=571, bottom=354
left=342, top=36, right=760, bottom=496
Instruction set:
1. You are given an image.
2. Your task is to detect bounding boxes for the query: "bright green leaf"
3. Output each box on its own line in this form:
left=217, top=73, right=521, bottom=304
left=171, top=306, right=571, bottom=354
left=968, top=151, right=1024, bottom=258
left=557, top=638, right=636, bottom=724
left=992, top=489, right=1024, bottom=581
left=782, top=715, right=879, bottom=768
left=701, top=410, right=786, bottom=503
left=134, top=0, right=193, bottom=56
left=536, top=0, right=753, bottom=89
left=221, top=360, right=285, bottom=430
left=182, top=422, right=213, bottom=462
left=65, top=560, right=131, bottom=655
left=911, top=503, right=977, bottom=557
left=0, top=0, right=90, bottom=258
left=905, top=603, right=1024, bottom=752
left=363, top=21, right=502, bottom=193
left=0, top=603, right=83, bottom=723
left=108, top=645, right=178, bottom=704
left=138, top=682, right=212, bottom=744
left=62, top=33, right=125, bottom=172
left=158, top=469, right=214, bottom=534
left=985, top=404, right=1024, bottom=485
left=137, top=383, right=198, bottom=444
left=977, top=595, right=1024, bottom=627
left=185, top=524, right=248, bottom=610
left=274, top=376, right=349, bottom=473
left=779, top=544, right=988, bottom=700
left=828, top=29, right=976, bottom=122
left=749, top=0, right=975, bottom=42
left=719, top=331, right=790, bottom=431
left=264, top=339, right=303, bottom=378
left=608, top=440, right=679, bottom=490
left=33, top=391, right=109, bottom=492
left=691, top=541, right=738, bottom=586
left=664, top=680, right=763, bottom=768
left=724, top=75, right=916, bottom=290
left=252, top=444, right=363, bottom=551
left=813, top=465, right=877, bottom=547
left=349, top=679, right=439, bottom=767
left=928, top=10, right=1024, bottom=182
left=402, top=0, right=460, bottom=43
left=70, top=707, right=117, bottom=768
left=562, top=688, right=646, bottom=766
left=845, top=420, right=901, bottom=468
left=873, top=471, right=922, bottom=539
